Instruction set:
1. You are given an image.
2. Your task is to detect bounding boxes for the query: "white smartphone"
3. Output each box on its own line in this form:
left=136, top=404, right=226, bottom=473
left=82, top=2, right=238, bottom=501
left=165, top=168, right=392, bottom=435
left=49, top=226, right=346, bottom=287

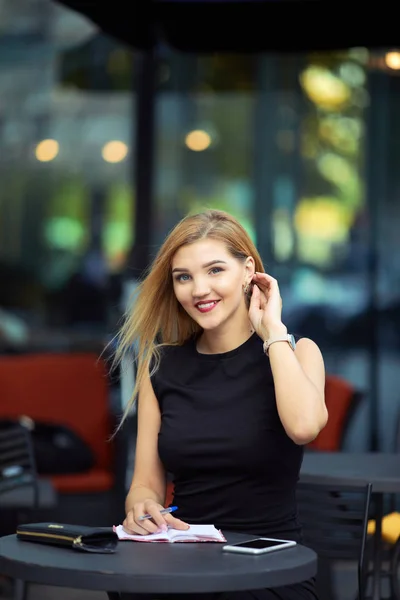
left=222, top=537, right=297, bottom=555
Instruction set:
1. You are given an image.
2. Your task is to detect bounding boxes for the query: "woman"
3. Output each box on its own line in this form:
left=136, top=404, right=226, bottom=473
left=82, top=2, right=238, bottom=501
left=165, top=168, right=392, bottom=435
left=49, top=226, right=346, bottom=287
left=116, top=209, right=327, bottom=599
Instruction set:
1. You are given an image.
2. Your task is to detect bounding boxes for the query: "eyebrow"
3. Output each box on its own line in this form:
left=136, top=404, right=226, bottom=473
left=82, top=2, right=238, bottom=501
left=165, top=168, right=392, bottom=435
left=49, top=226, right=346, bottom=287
left=172, top=259, right=227, bottom=274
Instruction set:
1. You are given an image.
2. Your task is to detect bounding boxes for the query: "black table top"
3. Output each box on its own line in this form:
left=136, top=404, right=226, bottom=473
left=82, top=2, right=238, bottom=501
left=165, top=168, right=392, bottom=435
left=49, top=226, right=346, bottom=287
left=0, top=532, right=316, bottom=594
left=301, top=452, right=400, bottom=493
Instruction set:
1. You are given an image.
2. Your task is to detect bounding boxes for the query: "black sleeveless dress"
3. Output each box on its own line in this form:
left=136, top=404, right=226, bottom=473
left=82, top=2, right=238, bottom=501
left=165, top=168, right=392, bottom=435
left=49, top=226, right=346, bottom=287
left=151, top=333, right=318, bottom=600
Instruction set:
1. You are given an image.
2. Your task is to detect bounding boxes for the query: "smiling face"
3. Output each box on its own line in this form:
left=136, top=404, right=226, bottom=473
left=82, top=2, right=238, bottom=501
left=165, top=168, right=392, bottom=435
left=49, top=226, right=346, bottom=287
left=171, top=239, right=254, bottom=333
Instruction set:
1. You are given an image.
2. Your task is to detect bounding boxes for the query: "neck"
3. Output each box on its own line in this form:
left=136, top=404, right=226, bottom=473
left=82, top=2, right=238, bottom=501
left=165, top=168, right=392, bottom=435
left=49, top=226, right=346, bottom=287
left=197, top=321, right=254, bottom=355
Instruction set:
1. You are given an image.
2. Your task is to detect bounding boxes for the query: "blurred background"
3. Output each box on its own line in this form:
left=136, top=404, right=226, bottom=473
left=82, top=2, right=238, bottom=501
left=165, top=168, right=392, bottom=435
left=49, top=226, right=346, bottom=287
left=1, top=0, right=400, bottom=532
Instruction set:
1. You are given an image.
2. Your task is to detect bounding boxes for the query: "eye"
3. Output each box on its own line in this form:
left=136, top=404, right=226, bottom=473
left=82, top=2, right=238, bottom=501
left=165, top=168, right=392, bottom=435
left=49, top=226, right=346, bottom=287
left=209, top=267, right=223, bottom=275
left=175, top=273, right=191, bottom=282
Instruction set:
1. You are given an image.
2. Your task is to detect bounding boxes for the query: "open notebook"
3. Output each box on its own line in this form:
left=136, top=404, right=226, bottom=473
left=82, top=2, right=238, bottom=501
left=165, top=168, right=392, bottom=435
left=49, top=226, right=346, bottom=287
left=114, top=524, right=227, bottom=543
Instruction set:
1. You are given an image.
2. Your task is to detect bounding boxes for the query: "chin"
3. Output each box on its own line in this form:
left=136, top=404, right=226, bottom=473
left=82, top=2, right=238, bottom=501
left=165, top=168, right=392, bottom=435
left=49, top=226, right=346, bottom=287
left=190, top=313, right=221, bottom=331
left=199, top=322, right=220, bottom=331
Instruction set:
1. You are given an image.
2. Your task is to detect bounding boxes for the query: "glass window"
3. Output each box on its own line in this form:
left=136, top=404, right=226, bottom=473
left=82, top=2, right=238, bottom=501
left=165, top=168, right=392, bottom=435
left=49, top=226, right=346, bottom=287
left=0, top=1, right=135, bottom=350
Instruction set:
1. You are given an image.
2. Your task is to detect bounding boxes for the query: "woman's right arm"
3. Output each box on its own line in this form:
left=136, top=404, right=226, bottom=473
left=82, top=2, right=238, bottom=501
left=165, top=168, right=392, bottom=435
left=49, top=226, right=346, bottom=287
left=122, top=369, right=188, bottom=535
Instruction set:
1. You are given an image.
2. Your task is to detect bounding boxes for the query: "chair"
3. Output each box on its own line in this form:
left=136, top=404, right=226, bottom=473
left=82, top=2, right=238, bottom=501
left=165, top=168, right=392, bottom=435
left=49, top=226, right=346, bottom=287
left=0, top=422, right=57, bottom=521
left=365, top=409, right=400, bottom=599
left=0, top=422, right=39, bottom=508
left=307, top=374, right=362, bottom=452
left=0, top=422, right=57, bottom=600
left=297, top=480, right=372, bottom=600
left=0, top=352, right=128, bottom=526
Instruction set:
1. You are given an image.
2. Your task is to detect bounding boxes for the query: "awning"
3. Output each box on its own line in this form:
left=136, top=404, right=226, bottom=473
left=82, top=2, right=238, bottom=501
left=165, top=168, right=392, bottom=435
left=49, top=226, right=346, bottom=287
left=54, top=1, right=398, bottom=52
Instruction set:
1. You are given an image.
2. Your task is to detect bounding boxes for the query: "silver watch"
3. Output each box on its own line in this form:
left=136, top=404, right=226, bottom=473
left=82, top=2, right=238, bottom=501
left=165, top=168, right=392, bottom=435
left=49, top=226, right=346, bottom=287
left=263, top=334, right=296, bottom=356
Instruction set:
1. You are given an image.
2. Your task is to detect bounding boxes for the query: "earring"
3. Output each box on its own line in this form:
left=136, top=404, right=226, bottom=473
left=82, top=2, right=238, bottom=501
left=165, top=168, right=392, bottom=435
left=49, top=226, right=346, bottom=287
left=243, top=282, right=250, bottom=295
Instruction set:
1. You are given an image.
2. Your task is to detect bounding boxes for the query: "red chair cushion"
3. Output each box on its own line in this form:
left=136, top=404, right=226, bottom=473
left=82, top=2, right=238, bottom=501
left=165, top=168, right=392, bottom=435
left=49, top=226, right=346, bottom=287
left=51, top=468, right=114, bottom=493
left=0, top=353, right=114, bottom=492
left=308, top=374, right=357, bottom=451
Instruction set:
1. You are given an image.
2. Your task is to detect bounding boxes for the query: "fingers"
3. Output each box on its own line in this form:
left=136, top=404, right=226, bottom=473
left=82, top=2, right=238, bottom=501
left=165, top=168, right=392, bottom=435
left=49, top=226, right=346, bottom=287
left=123, top=505, right=190, bottom=536
left=123, top=521, right=149, bottom=536
left=253, top=273, right=280, bottom=301
left=253, top=271, right=274, bottom=281
left=249, top=282, right=260, bottom=302
left=123, top=502, right=169, bottom=536
left=252, top=272, right=278, bottom=289
left=164, top=513, right=190, bottom=530
left=250, top=284, right=267, bottom=310
left=248, top=284, right=261, bottom=317
left=141, top=504, right=169, bottom=530
left=123, top=511, right=150, bottom=536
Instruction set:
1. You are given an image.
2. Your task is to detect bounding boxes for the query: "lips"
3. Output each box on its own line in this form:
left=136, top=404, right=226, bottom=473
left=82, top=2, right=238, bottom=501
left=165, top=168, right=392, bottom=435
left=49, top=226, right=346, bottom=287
left=195, top=300, right=219, bottom=313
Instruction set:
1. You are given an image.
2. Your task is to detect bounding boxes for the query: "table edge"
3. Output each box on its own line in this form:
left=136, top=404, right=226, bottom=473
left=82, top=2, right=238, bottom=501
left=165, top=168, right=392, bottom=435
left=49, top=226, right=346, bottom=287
left=0, top=547, right=317, bottom=593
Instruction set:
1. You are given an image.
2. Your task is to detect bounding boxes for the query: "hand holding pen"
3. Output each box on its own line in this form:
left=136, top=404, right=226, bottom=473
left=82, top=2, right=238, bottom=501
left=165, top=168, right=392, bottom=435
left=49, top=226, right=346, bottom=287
left=139, top=505, right=178, bottom=521
left=123, top=500, right=189, bottom=536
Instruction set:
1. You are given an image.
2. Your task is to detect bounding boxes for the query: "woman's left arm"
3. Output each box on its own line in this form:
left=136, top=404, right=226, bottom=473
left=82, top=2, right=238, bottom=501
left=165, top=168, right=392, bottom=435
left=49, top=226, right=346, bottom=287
left=268, top=335, right=327, bottom=444
left=249, top=272, right=328, bottom=445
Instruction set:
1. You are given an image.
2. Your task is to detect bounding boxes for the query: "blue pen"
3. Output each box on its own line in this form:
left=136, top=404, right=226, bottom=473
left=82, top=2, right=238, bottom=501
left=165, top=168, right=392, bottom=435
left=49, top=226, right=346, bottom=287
left=138, top=505, right=178, bottom=521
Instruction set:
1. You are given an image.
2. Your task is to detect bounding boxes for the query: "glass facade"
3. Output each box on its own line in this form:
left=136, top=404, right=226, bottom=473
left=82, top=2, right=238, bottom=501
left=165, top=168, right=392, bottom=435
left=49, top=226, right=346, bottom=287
left=1, top=1, right=400, bottom=451
left=0, top=0, right=135, bottom=349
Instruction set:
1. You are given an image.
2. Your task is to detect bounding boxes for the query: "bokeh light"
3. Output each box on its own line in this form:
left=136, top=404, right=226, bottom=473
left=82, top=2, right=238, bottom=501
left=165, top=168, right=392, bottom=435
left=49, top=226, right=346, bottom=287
left=185, top=130, right=212, bottom=151
left=35, top=139, right=59, bottom=162
left=44, top=217, right=85, bottom=250
left=318, top=116, right=362, bottom=155
left=385, top=51, right=400, bottom=70
left=300, top=66, right=351, bottom=111
left=102, top=141, right=129, bottom=163
left=295, top=197, right=353, bottom=243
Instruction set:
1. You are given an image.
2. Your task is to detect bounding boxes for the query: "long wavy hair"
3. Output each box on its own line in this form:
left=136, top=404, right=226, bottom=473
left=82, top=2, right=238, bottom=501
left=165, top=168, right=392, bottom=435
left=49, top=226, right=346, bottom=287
left=115, top=209, right=265, bottom=424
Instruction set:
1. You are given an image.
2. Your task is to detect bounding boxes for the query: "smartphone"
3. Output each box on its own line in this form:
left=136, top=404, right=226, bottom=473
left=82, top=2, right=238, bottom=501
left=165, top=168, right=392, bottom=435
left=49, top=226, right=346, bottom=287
left=222, top=537, right=297, bottom=555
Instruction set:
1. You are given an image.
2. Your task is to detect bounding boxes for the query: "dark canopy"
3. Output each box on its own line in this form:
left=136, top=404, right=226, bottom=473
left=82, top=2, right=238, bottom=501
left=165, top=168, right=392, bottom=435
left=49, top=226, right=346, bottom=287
left=54, top=1, right=398, bottom=53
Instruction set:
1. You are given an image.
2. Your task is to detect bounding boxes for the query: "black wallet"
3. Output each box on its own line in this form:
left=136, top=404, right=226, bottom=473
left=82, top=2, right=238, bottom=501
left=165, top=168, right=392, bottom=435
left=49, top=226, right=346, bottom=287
left=16, top=522, right=118, bottom=553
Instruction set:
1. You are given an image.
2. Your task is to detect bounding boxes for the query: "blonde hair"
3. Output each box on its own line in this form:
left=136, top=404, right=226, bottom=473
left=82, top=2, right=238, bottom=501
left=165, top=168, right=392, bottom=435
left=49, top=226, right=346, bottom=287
left=115, top=209, right=265, bottom=424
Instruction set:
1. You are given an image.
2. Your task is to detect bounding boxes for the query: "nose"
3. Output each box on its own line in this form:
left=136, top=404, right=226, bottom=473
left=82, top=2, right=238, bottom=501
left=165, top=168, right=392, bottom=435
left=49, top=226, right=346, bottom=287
left=191, top=277, right=211, bottom=299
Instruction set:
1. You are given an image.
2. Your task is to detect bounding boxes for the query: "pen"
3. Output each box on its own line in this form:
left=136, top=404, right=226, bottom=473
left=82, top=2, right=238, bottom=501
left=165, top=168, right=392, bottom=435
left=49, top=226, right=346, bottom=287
left=138, top=505, right=178, bottom=521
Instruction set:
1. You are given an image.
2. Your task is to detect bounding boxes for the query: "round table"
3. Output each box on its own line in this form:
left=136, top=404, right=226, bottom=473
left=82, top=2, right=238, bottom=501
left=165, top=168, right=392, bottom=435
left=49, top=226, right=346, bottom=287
left=301, top=452, right=400, bottom=600
left=0, top=532, right=316, bottom=596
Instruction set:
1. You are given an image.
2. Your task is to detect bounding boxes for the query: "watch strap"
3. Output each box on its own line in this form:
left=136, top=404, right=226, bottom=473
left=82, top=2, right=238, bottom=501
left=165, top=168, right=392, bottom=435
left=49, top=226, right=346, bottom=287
left=263, top=334, right=295, bottom=356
